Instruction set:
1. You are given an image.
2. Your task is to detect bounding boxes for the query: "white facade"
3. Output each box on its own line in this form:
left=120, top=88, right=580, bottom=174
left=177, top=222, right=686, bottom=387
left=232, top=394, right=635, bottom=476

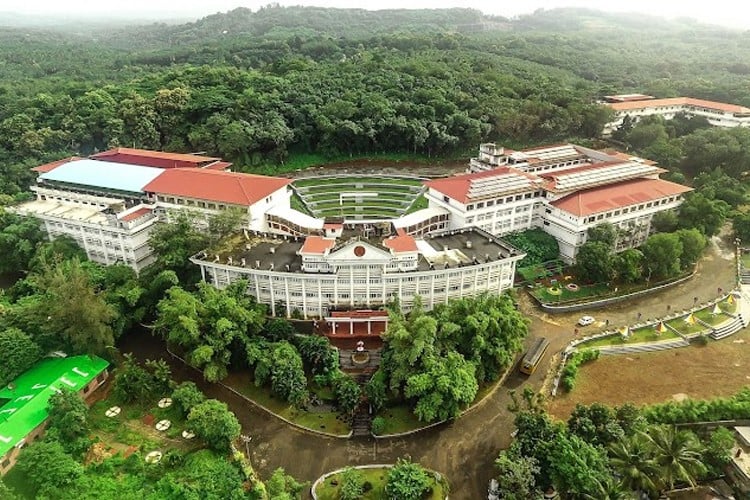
left=191, top=229, right=523, bottom=318
left=603, top=97, right=750, bottom=135
left=14, top=187, right=159, bottom=272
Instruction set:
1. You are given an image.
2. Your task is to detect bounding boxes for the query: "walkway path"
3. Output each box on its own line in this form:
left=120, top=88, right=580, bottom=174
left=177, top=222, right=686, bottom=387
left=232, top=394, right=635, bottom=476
left=120, top=231, right=739, bottom=500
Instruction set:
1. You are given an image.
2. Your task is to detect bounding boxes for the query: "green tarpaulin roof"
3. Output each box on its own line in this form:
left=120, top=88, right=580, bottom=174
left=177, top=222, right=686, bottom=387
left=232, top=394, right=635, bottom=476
left=0, top=355, right=109, bottom=458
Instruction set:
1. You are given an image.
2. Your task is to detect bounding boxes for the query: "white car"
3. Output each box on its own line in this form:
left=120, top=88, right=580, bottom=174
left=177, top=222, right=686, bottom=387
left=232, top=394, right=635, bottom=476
left=577, top=316, right=595, bottom=326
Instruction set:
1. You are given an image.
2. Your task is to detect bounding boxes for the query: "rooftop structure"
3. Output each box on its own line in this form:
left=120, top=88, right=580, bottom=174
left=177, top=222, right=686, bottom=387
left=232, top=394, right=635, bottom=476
left=143, top=168, right=292, bottom=207
left=602, top=94, right=655, bottom=103
left=425, top=168, right=542, bottom=204
left=39, top=159, right=165, bottom=195
left=91, top=147, right=226, bottom=170
left=550, top=178, right=692, bottom=217
left=0, top=355, right=109, bottom=474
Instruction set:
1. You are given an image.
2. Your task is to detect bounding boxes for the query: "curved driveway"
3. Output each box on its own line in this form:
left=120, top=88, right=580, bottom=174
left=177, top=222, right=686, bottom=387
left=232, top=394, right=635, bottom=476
left=121, top=235, right=737, bottom=500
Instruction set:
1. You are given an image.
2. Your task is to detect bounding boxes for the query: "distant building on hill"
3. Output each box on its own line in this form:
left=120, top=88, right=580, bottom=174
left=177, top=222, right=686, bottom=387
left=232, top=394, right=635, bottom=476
left=602, top=94, right=750, bottom=134
left=0, top=355, right=109, bottom=476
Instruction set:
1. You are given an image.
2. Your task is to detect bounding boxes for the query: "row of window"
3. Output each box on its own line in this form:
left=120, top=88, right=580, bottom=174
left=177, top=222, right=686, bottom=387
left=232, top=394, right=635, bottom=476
left=583, top=196, right=679, bottom=223
left=466, top=191, right=543, bottom=211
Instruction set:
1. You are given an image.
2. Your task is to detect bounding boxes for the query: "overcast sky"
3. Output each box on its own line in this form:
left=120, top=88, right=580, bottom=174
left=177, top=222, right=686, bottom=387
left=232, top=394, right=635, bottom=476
left=3, top=0, right=749, bottom=29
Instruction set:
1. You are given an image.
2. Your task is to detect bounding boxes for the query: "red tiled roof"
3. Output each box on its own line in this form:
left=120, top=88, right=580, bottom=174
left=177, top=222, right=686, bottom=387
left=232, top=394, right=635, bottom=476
left=551, top=178, right=692, bottom=217
left=424, top=167, right=538, bottom=204
left=32, top=157, right=81, bottom=173
left=91, top=148, right=225, bottom=170
left=608, top=97, right=750, bottom=114
left=599, top=149, right=658, bottom=166
left=203, top=161, right=232, bottom=171
left=143, top=168, right=291, bottom=206
left=323, top=223, right=343, bottom=229
left=120, top=207, right=153, bottom=222
left=538, top=161, right=625, bottom=179
left=299, top=236, right=336, bottom=254
left=383, top=234, right=418, bottom=253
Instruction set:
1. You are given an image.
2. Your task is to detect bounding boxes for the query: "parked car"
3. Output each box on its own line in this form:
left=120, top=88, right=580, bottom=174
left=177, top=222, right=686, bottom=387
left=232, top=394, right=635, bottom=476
left=577, top=315, right=595, bottom=326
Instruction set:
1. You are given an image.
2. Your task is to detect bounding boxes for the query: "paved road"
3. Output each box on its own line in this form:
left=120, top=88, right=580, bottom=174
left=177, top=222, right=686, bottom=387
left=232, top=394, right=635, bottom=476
left=120, top=233, right=737, bottom=500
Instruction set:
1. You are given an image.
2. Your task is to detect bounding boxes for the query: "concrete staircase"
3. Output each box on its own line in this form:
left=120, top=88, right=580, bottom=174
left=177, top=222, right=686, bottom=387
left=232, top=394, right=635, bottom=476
left=597, top=337, right=690, bottom=355
left=710, top=313, right=748, bottom=340
left=740, top=269, right=750, bottom=285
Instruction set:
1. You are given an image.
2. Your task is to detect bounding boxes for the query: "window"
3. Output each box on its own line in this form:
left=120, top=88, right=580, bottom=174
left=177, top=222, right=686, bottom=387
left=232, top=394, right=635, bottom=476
left=467, top=204, right=475, bottom=211
left=443, top=195, right=450, bottom=203
left=486, top=200, right=495, bottom=207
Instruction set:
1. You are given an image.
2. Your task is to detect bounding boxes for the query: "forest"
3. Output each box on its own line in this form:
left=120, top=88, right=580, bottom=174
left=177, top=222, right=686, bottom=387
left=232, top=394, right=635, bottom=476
left=3, top=5, right=750, bottom=205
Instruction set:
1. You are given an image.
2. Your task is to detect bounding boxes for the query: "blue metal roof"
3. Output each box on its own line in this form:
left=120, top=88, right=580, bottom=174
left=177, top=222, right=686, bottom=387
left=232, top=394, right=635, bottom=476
left=39, top=159, right=165, bottom=194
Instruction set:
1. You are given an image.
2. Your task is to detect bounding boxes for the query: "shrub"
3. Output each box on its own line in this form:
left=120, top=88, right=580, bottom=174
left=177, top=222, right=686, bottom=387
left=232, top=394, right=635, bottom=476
left=171, top=381, right=206, bottom=417
left=371, top=416, right=386, bottom=435
left=561, top=350, right=599, bottom=392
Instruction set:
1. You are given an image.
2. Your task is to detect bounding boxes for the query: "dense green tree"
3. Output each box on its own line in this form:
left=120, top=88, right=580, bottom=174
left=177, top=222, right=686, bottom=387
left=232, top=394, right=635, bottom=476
left=575, top=241, right=615, bottom=283
left=148, top=213, right=209, bottom=284
left=16, top=441, right=83, bottom=495
left=207, top=207, right=247, bottom=246
left=677, top=193, right=729, bottom=237
left=651, top=211, right=679, bottom=234
left=0, top=210, right=45, bottom=273
left=156, top=282, right=264, bottom=382
left=384, top=458, right=432, bottom=500
left=493, top=451, right=541, bottom=500
left=587, top=223, right=618, bottom=248
left=295, top=334, right=338, bottom=376
left=155, top=449, right=246, bottom=500
left=614, top=248, right=643, bottom=284
left=641, top=233, right=683, bottom=281
left=434, top=293, right=529, bottom=382
left=644, top=425, right=705, bottom=491
left=674, top=228, right=707, bottom=269
left=332, top=372, right=362, bottom=416
left=405, top=351, right=478, bottom=422
left=0, top=327, right=41, bottom=387
left=171, top=381, right=206, bottom=417
left=46, top=389, right=90, bottom=449
left=265, top=467, right=306, bottom=500
left=702, top=427, right=735, bottom=477
left=733, top=212, right=750, bottom=243
left=187, top=399, right=242, bottom=452
left=608, top=433, right=658, bottom=495
left=547, top=433, right=612, bottom=498
left=31, top=258, right=116, bottom=356
left=269, top=341, right=309, bottom=407
left=567, top=403, right=625, bottom=448
left=339, top=467, right=365, bottom=500
left=263, top=318, right=296, bottom=342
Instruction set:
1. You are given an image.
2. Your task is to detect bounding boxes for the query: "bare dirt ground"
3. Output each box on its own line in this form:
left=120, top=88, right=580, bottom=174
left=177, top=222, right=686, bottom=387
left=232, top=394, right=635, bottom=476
left=548, top=327, right=750, bottom=420
left=291, top=158, right=468, bottom=179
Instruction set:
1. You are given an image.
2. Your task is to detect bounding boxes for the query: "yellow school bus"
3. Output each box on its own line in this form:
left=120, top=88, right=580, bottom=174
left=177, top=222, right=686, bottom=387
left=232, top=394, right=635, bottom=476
left=520, top=337, right=550, bottom=375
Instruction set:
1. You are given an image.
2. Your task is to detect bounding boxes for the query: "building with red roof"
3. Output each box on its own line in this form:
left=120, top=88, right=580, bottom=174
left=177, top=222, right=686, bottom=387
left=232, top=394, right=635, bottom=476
left=143, top=168, right=291, bottom=208
left=603, top=95, right=750, bottom=134
left=425, top=143, right=692, bottom=262
left=91, top=148, right=227, bottom=170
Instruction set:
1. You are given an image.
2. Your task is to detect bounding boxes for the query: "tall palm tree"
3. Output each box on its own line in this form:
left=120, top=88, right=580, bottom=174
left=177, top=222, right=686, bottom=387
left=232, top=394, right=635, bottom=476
left=642, top=425, right=706, bottom=491
left=582, top=474, right=636, bottom=500
left=609, top=433, right=659, bottom=496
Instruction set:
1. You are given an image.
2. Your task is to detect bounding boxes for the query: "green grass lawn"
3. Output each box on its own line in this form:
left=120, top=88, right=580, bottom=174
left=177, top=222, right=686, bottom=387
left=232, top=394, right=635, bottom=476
left=666, top=316, right=709, bottom=335
left=579, top=326, right=679, bottom=349
left=694, top=307, right=732, bottom=326
left=314, top=467, right=447, bottom=500
left=236, top=382, right=350, bottom=436
left=531, top=282, right=610, bottom=303
left=741, top=252, right=750, bottom=269
left=405, top=194, right=429, bottom=214
left=312, top=199, right=408, bottom=210
left=299, top=190, right=417, bottom=203
left=290, top=191, right=313, bottom=216
left=294, top=176, right=423, bottom=188
left=719, top=296, right=739, bottom=314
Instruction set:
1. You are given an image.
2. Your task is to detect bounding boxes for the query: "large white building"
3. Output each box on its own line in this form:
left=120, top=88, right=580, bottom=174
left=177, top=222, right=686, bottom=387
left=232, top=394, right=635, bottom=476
left=14, top=149, right=292, bottom=272
left=603, top=94, right=750, bottom=134
left=425, top=143, right=692, bottom=262
left=17, top=141, right=691, bottom=318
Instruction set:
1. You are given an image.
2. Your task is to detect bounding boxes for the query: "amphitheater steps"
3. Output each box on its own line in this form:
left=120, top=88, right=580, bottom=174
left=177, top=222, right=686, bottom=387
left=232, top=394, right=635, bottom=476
left=596, top=338, right=690, bottom=355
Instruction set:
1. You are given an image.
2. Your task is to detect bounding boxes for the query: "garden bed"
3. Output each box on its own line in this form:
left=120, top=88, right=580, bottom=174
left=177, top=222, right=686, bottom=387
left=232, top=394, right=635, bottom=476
left=313, top=466, right=447, bottom=500
left=230, top=376, right=351, bottom=437
left=665, top=316, right=708, bottom=336
left=693, top=307, right=733, bottom=326
left=579, top=326, right=680, bottom=349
